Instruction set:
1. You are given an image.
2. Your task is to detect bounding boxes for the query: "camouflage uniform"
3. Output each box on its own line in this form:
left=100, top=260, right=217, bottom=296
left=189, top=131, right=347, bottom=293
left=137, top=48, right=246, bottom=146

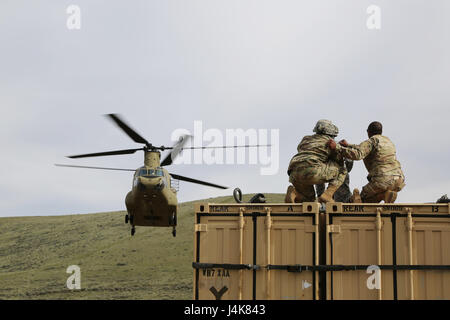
left=288, top=134, right=347, bottom=202
left=316, top=159, right=354, bottom=202
left=336, top=134, right=405, bottom=203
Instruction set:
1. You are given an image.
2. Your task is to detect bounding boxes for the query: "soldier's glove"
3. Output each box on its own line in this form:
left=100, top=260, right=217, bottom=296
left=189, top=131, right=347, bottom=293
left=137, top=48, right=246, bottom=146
left=327, top=139, right=337, bottom=150
left=339, top=139, right=349, bottom=147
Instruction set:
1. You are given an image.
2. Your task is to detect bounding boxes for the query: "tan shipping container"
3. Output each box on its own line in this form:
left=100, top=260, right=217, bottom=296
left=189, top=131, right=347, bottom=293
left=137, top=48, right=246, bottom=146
left=193, top=203, right=320, bottom=300
left=193, top=202, right=450, bottom=300
left=325, top=203, right=450, bottom=300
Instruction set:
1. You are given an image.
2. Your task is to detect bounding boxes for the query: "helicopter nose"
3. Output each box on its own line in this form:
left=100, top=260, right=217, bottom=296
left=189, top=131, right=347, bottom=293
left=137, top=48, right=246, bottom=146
left=137, top=180, right=147, bottom=191
left=137, top=177, right=164, bottom=192
left=154, top=178, right=165, bottom=191
left=137, top=177, right=151, bottom=191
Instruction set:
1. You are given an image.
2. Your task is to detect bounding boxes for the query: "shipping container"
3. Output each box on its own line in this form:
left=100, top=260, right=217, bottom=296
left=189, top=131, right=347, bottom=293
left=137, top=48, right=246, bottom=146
left=193, top=203, right=320, bottom=300
left=325, top=202, right=450, bottom=300
left=193, top=202, right=450, bottom=300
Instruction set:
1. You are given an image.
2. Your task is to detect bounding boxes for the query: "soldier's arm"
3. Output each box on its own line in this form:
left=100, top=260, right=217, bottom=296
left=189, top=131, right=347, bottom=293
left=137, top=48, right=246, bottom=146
left=327, top=140, right=345, bottom=165
left=296, top=136, right=308, bottom=152
left=336, top=139, right=373, bottom=160
left=330, top=148, right=345, bottom=165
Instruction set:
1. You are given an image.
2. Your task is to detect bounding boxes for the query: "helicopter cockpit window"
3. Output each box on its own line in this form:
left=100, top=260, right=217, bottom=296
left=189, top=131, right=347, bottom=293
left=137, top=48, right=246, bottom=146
left=137, top=169, right=164, bottom=178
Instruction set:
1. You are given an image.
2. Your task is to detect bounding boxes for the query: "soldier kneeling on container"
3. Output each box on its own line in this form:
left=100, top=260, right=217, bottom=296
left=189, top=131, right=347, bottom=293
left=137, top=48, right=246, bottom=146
left=285, top=119, right=347, bottom=203
left=329, top=121, right=405, bottom=203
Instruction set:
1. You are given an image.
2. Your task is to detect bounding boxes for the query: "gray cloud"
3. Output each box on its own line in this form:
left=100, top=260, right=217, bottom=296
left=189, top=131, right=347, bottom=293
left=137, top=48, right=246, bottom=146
left=0, top=0, right=449, bottom=216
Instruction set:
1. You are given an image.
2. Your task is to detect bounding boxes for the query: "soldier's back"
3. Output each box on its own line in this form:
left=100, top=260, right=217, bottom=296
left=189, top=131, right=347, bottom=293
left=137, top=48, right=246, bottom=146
left=289, top=134, right=331, bottom=170
left=364, top=135, right=403, bottom=177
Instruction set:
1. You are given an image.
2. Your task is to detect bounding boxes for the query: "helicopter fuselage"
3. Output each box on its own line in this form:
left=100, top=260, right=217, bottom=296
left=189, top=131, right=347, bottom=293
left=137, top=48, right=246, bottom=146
left=125, top=151, right=178, bottom=229
left=58, top=114, right=229, bottom=237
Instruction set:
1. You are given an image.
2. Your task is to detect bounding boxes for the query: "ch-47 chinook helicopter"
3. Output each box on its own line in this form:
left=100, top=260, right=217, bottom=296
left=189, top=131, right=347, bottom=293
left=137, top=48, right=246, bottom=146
left=56, top=114, right=268, bottom=237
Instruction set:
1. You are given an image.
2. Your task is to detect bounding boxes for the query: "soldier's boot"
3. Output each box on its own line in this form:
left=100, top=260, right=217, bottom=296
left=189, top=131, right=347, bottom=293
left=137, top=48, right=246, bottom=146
left=318, top=184, right=339, bottom=203
left=285, top=185, right=305, bottom=203
left=285, top=185, right=297, bottom=203
left=350, top=188, right=362, bottom=203
left=384, top=190, right=397, bottom=203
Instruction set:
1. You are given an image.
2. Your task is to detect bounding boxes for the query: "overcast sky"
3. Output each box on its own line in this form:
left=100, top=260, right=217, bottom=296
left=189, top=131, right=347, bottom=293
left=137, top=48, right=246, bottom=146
left=0, top=0, right=449, bottom=217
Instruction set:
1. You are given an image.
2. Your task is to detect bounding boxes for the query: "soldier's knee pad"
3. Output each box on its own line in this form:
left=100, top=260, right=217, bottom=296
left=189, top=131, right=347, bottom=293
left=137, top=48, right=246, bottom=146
left=384, top=190, right=397, bottom=203
left=361, top=189, right=383, bottom=203
left=285, top=185, right=297, bottom=203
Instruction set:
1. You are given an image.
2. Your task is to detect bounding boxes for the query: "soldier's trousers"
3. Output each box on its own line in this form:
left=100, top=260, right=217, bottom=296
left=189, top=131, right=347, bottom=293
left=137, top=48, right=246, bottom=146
left=289, top=161, right=347, bottom=202
left=361, top=175, right=405, bottom=203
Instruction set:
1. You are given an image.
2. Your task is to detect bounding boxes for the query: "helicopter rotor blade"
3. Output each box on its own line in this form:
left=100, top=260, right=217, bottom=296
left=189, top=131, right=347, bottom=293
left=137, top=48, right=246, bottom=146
left=169, top=173, right=227, bottom=189
left=178, top=144, right=271, bottom=150
left=67, top=148, right=143, bottom=159
left=55, top=164, right=135, bottom=171
left=160, top=135, right=191, bottom=167
left=106, top=113, right=150, bottom=146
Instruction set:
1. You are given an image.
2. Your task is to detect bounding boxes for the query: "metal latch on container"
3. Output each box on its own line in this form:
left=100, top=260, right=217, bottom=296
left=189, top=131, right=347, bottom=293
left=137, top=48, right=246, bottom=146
left=327, top=225, right=341, bottom=234
left=266, top=264, right=306, bottom=273
left=319, top=203, right=326, bottom=213
left=287, top=265, right=304, bottom=273
left=192, top=262, right=260, bottom=270
left=195, top=224, right=208, bottom=232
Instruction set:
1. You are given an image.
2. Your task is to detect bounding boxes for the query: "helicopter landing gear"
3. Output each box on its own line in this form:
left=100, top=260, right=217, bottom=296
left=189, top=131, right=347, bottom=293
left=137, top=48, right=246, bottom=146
left=170, top=212, right=177, bottom=237
left=169, top=213, right=177, bottom=226
left=131, top=227, right=136, bottom=236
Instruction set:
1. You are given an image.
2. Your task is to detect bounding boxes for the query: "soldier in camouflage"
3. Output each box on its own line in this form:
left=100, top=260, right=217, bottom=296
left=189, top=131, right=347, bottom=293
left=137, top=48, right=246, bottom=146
left=315, top=159, right=354, bottom=202
left=285, top=120, right=347, bottom=203
left=329, top=121, right=405, bottom=203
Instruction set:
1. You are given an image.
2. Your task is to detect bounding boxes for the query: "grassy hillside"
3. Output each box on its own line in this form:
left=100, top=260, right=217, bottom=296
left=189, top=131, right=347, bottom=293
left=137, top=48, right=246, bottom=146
left=0, top=193, right=285, bottom=300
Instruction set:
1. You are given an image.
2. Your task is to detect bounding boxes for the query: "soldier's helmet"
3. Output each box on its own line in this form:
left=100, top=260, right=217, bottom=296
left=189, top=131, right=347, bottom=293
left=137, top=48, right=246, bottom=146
left=313, top=119, right=339, bottom=137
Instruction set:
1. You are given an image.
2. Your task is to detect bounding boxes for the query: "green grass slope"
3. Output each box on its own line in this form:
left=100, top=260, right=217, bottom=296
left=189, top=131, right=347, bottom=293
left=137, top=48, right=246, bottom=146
left=0, top=193, right=285, bottom=300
